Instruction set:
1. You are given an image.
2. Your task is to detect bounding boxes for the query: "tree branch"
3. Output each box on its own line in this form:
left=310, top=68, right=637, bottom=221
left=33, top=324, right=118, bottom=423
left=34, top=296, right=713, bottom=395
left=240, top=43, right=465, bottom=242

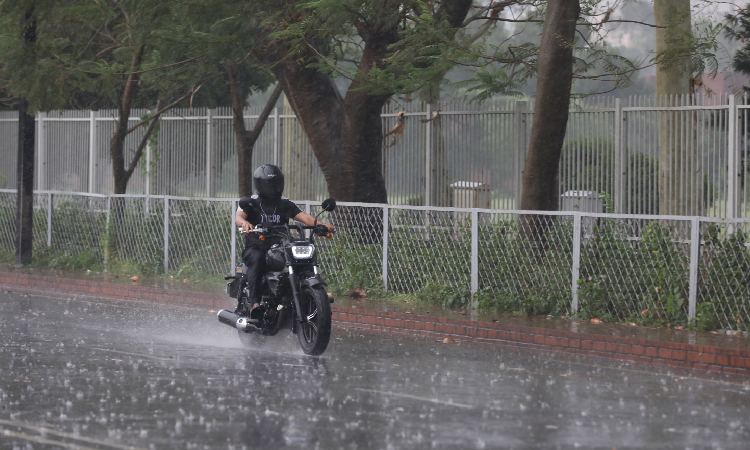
left=125, top=99, right=162, bottom=178
left=248, top=83, right=283, bottom=143
left=461, top=1, right=520, bottom=27
left=585, top=19, right=665, bottom=28
left=51, top=53, right=205, bottom=76
left=125, top=86, right=202, bottom=135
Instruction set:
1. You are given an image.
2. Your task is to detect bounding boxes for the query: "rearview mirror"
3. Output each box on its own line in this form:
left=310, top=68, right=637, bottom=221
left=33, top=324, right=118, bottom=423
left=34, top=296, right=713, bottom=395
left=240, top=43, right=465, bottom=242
left=321, top=198, right=336, bottom=212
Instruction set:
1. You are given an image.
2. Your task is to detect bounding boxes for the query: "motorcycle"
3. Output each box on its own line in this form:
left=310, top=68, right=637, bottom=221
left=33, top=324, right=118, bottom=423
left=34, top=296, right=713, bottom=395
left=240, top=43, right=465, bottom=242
left=217, top=198, right=336, bottom=356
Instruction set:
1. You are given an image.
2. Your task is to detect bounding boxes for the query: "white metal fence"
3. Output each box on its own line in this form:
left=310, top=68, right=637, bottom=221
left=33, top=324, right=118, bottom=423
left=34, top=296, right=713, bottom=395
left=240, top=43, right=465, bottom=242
left=1, top=190, right=749, bottom=332
left=2, top=94, right=750, bottom=217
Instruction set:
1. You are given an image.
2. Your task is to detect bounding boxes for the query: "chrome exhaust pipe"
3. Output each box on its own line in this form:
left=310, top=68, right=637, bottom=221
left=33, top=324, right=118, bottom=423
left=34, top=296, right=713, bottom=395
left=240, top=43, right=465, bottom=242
left=217, top=309, right=258, bottom=331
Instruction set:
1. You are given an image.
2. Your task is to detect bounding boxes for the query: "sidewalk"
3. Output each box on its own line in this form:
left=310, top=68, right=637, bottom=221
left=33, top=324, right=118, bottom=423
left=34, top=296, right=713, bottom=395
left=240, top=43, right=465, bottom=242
left=1, top=266, right=749, bottom=375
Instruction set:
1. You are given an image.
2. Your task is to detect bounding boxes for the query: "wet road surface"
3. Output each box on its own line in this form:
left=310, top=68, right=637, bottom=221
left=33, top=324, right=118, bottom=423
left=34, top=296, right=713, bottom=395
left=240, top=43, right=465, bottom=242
left=1, top=291, right=749, bottom=449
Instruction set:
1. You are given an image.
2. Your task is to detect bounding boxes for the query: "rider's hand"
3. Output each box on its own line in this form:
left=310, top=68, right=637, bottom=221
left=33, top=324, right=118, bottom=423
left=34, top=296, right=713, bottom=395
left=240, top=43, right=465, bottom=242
left=325, top=223, right=335, bottom=233
left=242, top=222, right=252, bottom=234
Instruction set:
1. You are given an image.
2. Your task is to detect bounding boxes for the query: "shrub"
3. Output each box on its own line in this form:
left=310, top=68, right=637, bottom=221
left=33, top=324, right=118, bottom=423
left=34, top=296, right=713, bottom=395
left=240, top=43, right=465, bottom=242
left=697, top=226, right=750, bottom=331
left=417, top=282, right=471, bottom=309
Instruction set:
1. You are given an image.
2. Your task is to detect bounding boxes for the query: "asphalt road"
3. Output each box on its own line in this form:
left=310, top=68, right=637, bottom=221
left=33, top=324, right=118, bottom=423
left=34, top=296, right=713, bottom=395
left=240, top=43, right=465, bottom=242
left=1, top=290, right=749, bottom=450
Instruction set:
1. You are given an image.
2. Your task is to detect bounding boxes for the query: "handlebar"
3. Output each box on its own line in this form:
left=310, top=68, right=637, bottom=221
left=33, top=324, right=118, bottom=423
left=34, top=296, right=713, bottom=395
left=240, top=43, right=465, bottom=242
left=238, top=223, right=333, bottom=237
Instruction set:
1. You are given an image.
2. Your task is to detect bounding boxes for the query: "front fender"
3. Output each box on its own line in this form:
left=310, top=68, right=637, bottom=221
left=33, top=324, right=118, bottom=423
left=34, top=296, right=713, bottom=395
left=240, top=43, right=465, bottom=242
left=300, top=275, right=327, bottom=289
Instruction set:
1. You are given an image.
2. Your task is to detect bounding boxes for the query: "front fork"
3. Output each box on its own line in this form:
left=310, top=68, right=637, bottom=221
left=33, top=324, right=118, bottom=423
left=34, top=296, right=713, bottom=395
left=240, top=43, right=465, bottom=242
left=288, top=265, right=321, bottom=334
left=288, top=266, right=303, bottom=334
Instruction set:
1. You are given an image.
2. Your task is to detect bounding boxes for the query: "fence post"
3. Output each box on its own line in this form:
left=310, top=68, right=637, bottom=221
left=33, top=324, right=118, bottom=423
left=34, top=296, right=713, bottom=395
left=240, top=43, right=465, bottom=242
left=470, top=209, right=479, bottom=305
left=382, top=205, right=389, bottom=292
left=613, top=98, right=627, bottom=213
left=37, top=111, right=47, bottom=190
left=571, top=212, right=582, bottom=312
left=514, top=101, right=528, bottom=209
left=47, top=192, right=53, bottom=247
left=104, top=196, right=111, bottom=266
left=206, top=108, right=214, bottom=197
left=688, top=217, right=700, bottom=320
left=231, top=200, right=237, bottom=273
left=144, top=109, right=151, bottom=199
left=88, top=110, right=97, bottom=193
left=164, top=196, right=170, bottom=273
left=727, top=94, right=739, bottom=220
left=425, top=103, right=432, bottom=207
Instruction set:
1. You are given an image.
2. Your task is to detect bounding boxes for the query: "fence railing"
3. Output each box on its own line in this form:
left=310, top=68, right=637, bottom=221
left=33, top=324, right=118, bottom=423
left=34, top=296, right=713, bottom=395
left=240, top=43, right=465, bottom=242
left=2, top=94, right=750, bottom=217
left=1, top=190, right=749, bottom=332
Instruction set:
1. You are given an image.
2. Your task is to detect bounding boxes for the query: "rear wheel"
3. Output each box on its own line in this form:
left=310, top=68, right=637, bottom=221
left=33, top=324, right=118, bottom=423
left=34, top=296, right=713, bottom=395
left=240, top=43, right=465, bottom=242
left=297, top=286, right=331, bottom=355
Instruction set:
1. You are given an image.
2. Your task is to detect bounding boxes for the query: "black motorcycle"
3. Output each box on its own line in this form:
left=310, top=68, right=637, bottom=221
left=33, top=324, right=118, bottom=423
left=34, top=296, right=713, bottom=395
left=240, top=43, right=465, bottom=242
left=217, top=198, right=336, bottom=356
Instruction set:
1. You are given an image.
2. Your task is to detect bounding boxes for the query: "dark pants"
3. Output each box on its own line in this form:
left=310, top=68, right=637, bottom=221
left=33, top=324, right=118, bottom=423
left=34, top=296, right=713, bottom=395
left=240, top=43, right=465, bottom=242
left=241, top=247, right=266, bottom=305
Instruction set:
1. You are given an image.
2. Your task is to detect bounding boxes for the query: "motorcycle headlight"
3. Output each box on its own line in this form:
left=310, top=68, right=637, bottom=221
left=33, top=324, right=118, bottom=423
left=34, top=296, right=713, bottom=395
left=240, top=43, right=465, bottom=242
left=291, top=244, right=315, bottom=259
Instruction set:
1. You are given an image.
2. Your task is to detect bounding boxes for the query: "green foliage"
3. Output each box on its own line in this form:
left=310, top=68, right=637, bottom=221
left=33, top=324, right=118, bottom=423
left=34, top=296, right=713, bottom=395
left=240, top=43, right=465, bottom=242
left=417, top=282, right=471, bottom=309
left=697, top=225, right=750, bottom=331
left=692, top=302, right=720, bottom=332
left=387, top=212, right=471, bottom=291
left=476, top=286, right=567, bottom=316
left=32, top=246, right=103, bottom=271
left=0, top=0, right=271, bottom=113
left=476, top=216, right=572, bottom=316
left=599, top=191, right=614, bottom=214
left=4, top=193, right=749, bottom=332
left=0, top=248, right=13, bottom=263
left=168, top=202, right=234, bottom=275
left=319, top=229, right=383, bottom=295
left=105, top=198, right=165, bottom=275
left=577, top=218, right=691, bottom=326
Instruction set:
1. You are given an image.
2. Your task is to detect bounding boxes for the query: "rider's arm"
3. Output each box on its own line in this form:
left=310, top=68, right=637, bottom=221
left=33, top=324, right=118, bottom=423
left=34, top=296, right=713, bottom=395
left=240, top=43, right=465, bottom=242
left=235, top=210, right=253, bottom=233
left=293, top=212, right=335, bottom=232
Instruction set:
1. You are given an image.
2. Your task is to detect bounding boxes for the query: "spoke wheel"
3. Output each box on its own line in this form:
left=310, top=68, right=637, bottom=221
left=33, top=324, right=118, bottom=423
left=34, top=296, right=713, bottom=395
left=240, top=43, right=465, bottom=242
left=297, top=286, right=331, bottom=355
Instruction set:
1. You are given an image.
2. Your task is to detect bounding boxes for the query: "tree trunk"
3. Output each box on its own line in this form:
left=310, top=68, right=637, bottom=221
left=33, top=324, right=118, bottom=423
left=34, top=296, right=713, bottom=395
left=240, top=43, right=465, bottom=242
left=110, top=45, right=145, bottom=195
left=106, top=45, right=146, bottom=264
left=254, top=1, right=472, bottom=241
left=418, top=83, right=450, bottom=207
left=270, top=60, right=389, bottom=204
left=654, top=0, right=700, bottom=215
left=228, top=66, right=283, bottom=197
left=15, top=98, right=34, bottom=266
left=14, top=9, right=36, bottom=267
left=262, top=48, right=389, bottom=242
left=257, top=0, right=473, bottom=205
left=519, top=0, right=579, bottom=243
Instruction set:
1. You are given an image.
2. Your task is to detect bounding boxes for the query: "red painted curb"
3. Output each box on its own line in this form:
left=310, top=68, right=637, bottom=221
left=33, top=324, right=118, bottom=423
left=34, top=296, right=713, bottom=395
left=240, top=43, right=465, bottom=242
left=1, top=270, right=748, bottom=374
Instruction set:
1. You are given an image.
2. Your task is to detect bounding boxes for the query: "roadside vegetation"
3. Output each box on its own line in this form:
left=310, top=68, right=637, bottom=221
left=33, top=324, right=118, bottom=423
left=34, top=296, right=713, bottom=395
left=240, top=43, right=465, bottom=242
left=2, top=196, right=748, bottom=334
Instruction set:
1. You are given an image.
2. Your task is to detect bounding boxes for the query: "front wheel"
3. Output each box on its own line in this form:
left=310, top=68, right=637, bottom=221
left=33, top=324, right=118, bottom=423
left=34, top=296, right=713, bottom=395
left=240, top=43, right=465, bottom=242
left=297, top=286, right=332, bottom=356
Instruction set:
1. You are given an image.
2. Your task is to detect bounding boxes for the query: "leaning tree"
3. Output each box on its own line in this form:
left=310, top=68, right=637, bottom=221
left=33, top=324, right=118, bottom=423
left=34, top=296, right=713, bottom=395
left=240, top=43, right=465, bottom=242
left=246, top=0, right=477, bottom=205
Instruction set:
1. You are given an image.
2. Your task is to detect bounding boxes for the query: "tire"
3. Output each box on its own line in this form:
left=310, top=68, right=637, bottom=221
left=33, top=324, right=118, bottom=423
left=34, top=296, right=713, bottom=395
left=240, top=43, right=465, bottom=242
left=297, top=285, right=332, bottom=355
left=237, top=328, right=264, bottom=348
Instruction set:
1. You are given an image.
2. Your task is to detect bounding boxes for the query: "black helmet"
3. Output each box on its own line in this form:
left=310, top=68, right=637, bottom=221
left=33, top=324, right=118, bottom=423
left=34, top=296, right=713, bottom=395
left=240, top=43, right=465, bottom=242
left=253, top=164, right=284, bottom=201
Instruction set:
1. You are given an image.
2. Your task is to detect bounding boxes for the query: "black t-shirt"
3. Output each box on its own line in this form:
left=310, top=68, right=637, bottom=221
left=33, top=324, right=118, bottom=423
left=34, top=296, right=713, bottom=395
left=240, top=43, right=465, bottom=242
left=238, top=195, right=303, bottom=248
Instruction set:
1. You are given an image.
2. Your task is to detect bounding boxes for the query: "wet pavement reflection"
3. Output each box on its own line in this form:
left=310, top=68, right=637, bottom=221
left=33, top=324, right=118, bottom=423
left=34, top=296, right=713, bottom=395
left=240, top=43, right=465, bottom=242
left=1, top=291, right=749, bottom=449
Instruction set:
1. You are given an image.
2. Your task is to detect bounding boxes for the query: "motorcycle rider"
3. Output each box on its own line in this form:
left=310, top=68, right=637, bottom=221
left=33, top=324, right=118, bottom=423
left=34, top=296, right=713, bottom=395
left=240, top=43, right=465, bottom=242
left=234, top=164, right=335, bottom=312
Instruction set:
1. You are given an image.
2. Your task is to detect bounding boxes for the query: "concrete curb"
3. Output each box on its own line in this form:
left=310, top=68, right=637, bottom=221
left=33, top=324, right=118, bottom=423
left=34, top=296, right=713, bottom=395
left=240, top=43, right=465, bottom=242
left=1, top=270, right=749, bottom=374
